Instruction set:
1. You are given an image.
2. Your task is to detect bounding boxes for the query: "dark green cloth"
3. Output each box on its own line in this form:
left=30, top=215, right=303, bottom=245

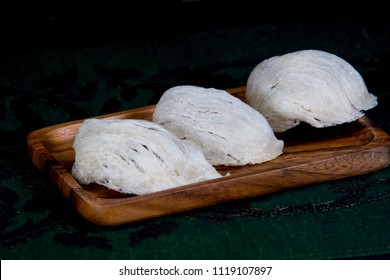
left=1, top=4, right=390, bottom=259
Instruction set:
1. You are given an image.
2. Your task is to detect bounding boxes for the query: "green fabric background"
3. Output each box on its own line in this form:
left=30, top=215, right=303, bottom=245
left=1, top=2, right=389, bottom=260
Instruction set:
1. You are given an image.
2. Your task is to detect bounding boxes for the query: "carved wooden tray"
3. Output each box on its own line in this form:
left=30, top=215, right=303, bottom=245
left=27, top=86, right=390, bottom=226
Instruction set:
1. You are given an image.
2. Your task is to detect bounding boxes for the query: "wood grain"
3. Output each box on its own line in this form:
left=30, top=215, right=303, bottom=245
left=27, top=87, right=390, bottom=226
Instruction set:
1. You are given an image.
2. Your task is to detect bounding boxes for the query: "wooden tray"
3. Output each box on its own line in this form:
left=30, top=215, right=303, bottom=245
left=27, top=86, right=390, bottom=226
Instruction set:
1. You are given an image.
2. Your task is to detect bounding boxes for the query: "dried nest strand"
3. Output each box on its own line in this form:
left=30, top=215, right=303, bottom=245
left=246, top=49, right=378, bottom=132
left=71, top=118, right=222, bottom=195
left=153, top=85, right=284, bottom=166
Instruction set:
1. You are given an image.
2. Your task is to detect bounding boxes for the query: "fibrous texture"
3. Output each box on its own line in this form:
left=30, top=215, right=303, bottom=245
left=153, top=85, right=284, bottom=166
left=246, top=49, right=378, bottom=132
left=71, top=118, right=222, bottom=195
